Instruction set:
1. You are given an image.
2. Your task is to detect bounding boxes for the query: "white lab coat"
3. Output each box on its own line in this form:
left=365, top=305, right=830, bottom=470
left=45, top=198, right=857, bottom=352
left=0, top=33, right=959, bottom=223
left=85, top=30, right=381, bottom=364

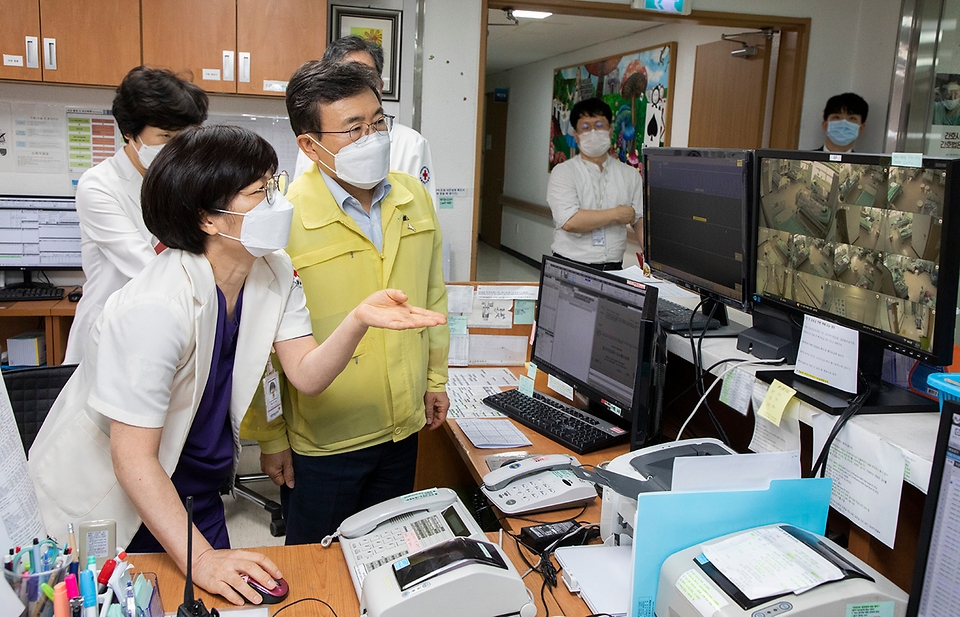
left=293, top=122, right=438, bottom=209
left=64, top=148, right=159, bottom=364
left=29, top=249, right=312, bottom=547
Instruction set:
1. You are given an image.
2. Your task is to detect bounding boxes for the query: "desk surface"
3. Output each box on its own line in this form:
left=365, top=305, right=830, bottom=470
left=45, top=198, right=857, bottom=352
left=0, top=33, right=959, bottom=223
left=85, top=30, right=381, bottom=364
left=128, top=533, right=588, bottom=617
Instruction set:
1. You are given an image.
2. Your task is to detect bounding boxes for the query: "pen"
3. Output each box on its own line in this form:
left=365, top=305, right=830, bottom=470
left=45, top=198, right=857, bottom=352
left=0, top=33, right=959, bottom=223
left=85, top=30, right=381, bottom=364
left=124, top=581, right=137, bottom=617
left=67, top=524, right=77, bottom=560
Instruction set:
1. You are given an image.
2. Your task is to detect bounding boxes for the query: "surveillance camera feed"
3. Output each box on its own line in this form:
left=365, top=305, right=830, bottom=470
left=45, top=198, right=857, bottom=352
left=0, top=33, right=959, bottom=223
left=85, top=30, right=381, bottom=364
left=756, top=156, right=947, bottom=356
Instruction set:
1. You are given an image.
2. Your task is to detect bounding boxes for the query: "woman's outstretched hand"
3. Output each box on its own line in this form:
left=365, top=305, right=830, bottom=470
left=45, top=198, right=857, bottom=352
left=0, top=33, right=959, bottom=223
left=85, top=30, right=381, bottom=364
left=353, top=289, right=446, bottom=331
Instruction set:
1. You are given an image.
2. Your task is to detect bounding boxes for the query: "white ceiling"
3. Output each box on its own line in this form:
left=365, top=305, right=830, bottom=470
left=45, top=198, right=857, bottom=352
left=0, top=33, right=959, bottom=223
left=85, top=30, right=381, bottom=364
left=485, top=9, right=662, bottom=75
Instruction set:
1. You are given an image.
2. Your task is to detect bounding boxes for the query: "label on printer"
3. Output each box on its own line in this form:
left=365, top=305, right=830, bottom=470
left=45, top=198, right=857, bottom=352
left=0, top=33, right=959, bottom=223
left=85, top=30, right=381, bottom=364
left=676, top=569, right=729, bottom=617
left=845, top=601, right=895, bottom=617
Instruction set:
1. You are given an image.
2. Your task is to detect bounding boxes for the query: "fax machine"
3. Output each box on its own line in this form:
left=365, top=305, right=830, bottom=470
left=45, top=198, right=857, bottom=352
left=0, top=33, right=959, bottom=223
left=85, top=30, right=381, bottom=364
left=599, top=438, right=735, bottom=545
left=656, top=524, right=908, bottom=617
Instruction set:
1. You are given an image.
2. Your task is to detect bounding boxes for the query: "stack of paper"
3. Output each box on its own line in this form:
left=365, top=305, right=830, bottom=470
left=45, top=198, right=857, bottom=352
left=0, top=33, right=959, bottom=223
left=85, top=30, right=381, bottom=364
left=7, top=331, right=45, bottom=366
left=701, top=526, right=843, bottom=599
left=456, top=419, right=532, bottom=448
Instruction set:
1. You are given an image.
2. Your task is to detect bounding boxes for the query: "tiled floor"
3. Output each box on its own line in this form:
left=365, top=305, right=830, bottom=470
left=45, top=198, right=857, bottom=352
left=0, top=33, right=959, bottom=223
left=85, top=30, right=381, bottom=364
left=224, top=241, right=541, bottom=549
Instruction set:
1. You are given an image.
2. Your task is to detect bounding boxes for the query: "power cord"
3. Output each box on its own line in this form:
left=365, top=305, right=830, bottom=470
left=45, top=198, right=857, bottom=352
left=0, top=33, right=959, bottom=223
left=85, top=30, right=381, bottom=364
left=810, top=371, right=871, bottom=478
left=271, top=597, right=338, bottom=616
left=689, top=301, right=731, bottom=446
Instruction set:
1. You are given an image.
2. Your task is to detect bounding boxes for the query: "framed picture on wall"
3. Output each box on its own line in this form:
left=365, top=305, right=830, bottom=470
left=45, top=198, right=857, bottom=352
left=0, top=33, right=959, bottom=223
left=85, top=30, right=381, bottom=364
left=330, top=5, right=402, bottom=102
left=550, top=42, right=677, bottom=171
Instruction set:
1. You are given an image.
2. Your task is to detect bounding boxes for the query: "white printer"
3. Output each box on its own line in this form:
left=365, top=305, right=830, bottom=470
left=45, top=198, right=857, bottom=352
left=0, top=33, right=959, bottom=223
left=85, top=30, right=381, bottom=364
left=656, top=524, right=908, bottom=617
left=599, top=438, right=735, bottom=544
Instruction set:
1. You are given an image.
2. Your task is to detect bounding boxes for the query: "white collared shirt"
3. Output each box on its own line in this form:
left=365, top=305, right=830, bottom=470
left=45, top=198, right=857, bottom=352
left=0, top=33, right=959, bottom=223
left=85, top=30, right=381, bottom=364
left=319, top=170, right=391, bottom=252
left=547, top=154, right=644, bottom=263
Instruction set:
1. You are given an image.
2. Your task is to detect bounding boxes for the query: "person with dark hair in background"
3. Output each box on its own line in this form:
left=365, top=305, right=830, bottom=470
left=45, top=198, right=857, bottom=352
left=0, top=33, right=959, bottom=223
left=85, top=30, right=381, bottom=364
left=292, top=35, right=438, bottom=209
left=547, top=97, right=643, bottom=271
left=933, top=75, right=960, bottom=126
left=242, top=60, right=449, bottom=544
left=64, top=66, right=209, bottom=363
left=29, top=124, right=444, bottom=605
left=817, top=92, right=869, bottom=152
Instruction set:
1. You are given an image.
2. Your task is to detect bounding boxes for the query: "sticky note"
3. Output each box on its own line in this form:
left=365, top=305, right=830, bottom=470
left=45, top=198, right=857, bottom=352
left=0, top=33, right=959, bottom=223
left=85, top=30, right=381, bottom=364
left=519, top=375, right=534, bottom=397
left=891, top=152, right=922, bottom=168
left=756, top=380, right=796, bottom=427
left=526, top=362, right=538, bottom=379
left=548, top=374, right=574, bottom=400
left=448, top=315, right=468, bottom=335
left=514, top=300, right=535, bottom=324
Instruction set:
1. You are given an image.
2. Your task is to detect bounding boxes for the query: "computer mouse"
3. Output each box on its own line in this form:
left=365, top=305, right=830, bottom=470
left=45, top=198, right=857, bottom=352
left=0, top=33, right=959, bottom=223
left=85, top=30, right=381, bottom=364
left=243, top=575, right=289, bottom=605
left=67, top=289, right=82, bottom=302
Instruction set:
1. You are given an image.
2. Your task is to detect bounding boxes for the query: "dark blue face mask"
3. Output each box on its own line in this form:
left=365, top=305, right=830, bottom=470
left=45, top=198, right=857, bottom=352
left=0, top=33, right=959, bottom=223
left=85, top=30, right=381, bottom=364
left=826, top=119, right=860, bottom=147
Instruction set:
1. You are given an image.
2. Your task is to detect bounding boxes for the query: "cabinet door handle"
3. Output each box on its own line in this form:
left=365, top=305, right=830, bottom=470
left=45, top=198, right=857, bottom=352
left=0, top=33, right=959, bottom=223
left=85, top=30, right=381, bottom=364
left=222, top=50, right=235, bottom=82
left=25, top=36, right=39, bottom=68
left=42, top=38, right=56, bottom=70
left=239, top=52, right=250, bottom=83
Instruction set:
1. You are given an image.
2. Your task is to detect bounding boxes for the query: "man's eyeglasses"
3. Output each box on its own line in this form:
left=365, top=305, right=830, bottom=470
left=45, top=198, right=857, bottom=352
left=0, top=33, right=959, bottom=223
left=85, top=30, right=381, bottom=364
left=261, top=171, right=289, bottom=205
left=577, top=120, right=611, bottom=133
left=314, top=114, right=394, bottom=143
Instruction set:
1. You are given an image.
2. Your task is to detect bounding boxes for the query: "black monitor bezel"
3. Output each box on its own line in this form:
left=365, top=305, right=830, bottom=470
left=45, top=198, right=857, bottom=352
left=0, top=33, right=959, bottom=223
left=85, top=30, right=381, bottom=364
left=531, top=255, right=658, bottom=430
left=750, top=150, right=960, bottom=366
left=0, top=194, right=83, bottom=272
left=642, top=147, right=754, bottom=313
left=905, top=400, right=960, bottom=617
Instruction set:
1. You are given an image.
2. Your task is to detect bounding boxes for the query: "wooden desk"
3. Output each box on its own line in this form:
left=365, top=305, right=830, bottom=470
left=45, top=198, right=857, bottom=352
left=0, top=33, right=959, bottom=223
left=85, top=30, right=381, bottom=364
left=0, top=292, right=76, bottom=366
left=127, top=533, right=589, bottom=617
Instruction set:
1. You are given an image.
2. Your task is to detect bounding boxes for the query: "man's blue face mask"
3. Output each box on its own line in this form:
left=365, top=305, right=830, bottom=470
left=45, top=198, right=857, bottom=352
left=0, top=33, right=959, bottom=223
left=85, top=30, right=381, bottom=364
left=826, top=119, right=861, bottom=147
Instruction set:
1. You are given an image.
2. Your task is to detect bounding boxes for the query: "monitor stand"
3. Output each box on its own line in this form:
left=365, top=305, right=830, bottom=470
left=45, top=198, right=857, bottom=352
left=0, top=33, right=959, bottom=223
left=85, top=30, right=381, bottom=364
left=673, top=297, right=748, bottom=339
left=755, top=337, right=938, bottom=415
left=3, top=270, right=57, bottom=291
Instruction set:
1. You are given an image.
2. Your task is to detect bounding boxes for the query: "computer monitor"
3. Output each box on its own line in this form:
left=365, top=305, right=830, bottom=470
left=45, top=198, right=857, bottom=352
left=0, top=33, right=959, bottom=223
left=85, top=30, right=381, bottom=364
left=743, top=150, right=960, bottom=413
left=532, top=255, right=661, bottom=448
left=643, top=148, right=754, bottom=334
left=0, top=195, right=83, bottom=287
left=906, top=399, right=960, bottom=617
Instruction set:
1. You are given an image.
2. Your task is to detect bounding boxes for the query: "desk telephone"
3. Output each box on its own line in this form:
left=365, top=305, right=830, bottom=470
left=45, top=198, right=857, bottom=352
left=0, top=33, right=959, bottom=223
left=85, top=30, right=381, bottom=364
left=481, top=453, right=598, bottom=515
left=323, top=487, right=487, bottom=598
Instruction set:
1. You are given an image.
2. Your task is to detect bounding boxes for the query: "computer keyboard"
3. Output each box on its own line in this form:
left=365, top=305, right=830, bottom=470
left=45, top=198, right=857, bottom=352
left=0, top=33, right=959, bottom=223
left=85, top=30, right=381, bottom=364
left=0, top=286, right=64, bottom=302
left=481, top=389, right=628, bottom=454
left=657, top=299, right=719, bottom=333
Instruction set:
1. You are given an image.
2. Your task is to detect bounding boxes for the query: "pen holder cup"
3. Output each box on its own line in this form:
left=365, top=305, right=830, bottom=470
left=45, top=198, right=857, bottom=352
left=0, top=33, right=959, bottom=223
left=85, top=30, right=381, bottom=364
left=927, top=372, right=960, bottom=410
left=138, top=571, right=163, bottom=617
left=3, top=556, right=72, bottom=617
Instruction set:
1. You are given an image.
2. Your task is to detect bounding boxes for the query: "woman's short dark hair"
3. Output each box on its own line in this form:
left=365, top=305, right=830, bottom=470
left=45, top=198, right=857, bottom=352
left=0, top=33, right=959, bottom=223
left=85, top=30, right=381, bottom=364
left=113, top=66, right=209, bottom=141
left=285, top=60, right=381, bottom=136
left=570, top=98, right=613, bottom=128
left=142, top=125, right=277, bottom=255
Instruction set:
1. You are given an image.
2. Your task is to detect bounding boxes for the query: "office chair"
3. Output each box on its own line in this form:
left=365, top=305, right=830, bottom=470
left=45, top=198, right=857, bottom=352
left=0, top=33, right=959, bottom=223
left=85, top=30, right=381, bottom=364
left=231, top=456, right=286, bottom=537
left=5, top=364, right=78, bottom=454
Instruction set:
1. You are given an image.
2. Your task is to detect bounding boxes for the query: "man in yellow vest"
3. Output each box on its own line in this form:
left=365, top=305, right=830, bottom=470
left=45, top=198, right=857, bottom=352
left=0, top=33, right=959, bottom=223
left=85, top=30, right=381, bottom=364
left=242, top=60, right=449, bottom=544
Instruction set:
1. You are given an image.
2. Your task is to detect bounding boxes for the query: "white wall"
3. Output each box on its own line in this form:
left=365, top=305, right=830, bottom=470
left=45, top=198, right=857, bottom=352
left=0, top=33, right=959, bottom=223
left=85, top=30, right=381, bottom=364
left=488, top=0, right=902, bottom=263
left=420, top=0, right=483, bottom=281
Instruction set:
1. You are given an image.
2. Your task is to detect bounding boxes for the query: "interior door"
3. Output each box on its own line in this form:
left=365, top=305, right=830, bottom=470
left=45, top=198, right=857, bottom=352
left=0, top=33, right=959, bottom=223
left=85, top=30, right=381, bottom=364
left=688, top=37, right=771, bottom=148
left=479, top=92, right=508, bottom=248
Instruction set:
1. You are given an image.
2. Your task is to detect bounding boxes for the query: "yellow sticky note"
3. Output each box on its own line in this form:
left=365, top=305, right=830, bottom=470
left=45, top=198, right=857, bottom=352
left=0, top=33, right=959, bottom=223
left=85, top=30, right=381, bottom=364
left=756, top=379, right=796, bottom=427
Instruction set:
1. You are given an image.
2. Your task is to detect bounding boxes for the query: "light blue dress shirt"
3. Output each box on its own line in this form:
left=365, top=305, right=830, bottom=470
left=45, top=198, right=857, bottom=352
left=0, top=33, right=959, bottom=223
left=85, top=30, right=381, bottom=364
left=320, top=170, right=391, bottom=252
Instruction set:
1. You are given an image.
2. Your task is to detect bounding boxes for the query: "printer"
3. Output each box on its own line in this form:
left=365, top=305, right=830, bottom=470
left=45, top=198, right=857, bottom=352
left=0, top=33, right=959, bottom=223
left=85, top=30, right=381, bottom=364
left=656, top=524, right=908, bottom=617
left=600, top=438, right=735, bottom=544
left=360, top=537, right=537, bottom=617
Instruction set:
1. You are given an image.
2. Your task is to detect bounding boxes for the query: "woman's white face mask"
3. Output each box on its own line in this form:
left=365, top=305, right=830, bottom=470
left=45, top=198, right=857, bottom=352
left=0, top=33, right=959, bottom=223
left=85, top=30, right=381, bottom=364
left=135, top=137, right=165, bottom=169
left=215, top=192, right=294, bottom=257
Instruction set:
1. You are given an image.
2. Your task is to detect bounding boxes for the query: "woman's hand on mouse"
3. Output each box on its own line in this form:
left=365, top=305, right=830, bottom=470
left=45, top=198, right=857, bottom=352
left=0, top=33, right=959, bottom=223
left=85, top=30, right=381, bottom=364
left=193, top=548, right=283, bottom=605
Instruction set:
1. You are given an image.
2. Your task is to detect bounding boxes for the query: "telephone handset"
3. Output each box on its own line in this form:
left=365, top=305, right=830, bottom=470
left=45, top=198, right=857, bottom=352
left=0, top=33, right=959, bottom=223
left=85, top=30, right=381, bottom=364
left=330, top=487, right=487, bottom=599
left=481, top=454, right=598, bottom=515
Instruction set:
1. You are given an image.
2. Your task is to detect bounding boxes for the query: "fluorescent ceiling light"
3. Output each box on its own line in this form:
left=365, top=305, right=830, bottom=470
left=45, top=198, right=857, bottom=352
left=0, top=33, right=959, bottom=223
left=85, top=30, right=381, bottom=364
left=512, top=10, right=552, bottom=19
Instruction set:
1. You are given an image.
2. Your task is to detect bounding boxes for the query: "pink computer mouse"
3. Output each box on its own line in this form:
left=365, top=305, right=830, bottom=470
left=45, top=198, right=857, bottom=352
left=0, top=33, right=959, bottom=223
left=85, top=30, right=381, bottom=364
left=242, top=575, right=289, bottom=605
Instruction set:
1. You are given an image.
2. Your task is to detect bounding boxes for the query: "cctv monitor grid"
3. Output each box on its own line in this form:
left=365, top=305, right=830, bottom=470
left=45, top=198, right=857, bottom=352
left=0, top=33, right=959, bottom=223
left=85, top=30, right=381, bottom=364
left=755, top=158, right=946, bottom=353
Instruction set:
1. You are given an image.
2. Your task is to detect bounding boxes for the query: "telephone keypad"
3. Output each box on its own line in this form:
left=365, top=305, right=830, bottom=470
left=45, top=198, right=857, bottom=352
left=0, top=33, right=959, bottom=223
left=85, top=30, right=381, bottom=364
left=353, top=513, right=457, bottom=585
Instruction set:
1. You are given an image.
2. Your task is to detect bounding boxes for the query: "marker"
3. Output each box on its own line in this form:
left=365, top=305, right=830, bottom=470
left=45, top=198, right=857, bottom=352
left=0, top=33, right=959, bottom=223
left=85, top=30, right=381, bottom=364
left=41, top=582, right=55, bottom=600
left=79, top=569, right=97, bottom=617
left=54, top=582, right=69, bottom=617
left=96, top=558, right=116, bottom=594
left=86, top=555, right=97, bottom=572
left=124, top=581, right=137, bottom=617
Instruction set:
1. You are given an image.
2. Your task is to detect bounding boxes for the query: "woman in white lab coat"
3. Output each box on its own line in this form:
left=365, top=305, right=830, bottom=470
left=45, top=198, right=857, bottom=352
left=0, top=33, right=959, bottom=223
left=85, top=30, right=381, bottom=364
left=29, top=125, right=446, bottom=605
left=64, top=66, right=208, bottom=363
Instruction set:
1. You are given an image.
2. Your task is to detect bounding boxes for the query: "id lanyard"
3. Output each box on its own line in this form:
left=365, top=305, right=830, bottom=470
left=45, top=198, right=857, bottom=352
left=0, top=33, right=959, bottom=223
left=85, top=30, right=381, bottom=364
left=262, top=359, right=283, bottom=422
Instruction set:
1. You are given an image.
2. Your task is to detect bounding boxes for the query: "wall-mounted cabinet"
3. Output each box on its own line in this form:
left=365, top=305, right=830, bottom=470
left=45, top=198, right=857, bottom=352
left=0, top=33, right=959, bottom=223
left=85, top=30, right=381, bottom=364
left=0, top=0, right=140, bottom=86
left=143, top=0, right=326, bottom=97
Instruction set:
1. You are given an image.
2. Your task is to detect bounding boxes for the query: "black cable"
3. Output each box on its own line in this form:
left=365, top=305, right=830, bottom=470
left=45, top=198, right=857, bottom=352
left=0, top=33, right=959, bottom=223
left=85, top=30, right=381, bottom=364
left=695, top=303, right=731, bottom=447
left=496, top=505, right=588, bottom=526
left=810, top=372, right=872, bottom=478
left=272, top=597, right=338, bottom=617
